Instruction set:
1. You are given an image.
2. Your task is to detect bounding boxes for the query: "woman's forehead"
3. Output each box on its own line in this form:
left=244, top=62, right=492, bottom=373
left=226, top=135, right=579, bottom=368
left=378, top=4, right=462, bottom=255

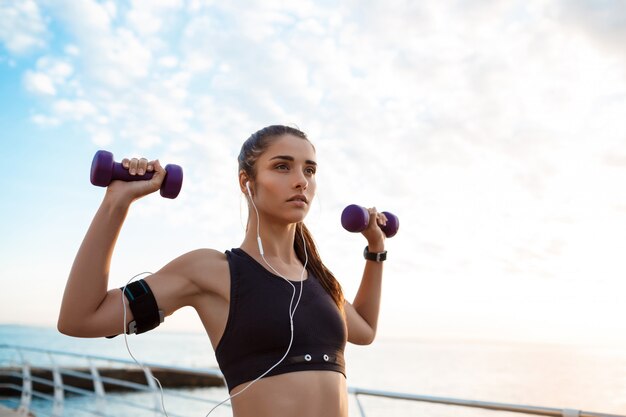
left=262, top=135, right=316, bottom=161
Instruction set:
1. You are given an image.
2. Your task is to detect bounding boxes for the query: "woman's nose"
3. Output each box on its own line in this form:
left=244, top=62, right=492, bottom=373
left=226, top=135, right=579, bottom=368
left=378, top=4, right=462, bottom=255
left=294, top=172, right=308, bottom=190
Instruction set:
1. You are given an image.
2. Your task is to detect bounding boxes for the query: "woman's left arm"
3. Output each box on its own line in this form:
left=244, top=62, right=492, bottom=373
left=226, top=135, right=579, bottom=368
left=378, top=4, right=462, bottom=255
left=345, top=208, right=387, bottom=345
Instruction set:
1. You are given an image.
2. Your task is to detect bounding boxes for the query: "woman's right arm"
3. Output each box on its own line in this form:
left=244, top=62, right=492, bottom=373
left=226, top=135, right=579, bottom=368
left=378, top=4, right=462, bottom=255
left=57, top=158, right=183, bottom=338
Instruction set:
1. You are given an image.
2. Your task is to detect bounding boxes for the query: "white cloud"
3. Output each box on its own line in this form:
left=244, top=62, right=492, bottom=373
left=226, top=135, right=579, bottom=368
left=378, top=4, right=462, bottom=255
left=31, top=114, right=60, bottom=126
left=52, top=0, right=112, bottom=36
left=127, top=8, right=162, bottom=35
left=0, top=0, right=47, bottom=54
left=37, top=57, right=73, bottom=80
left=46, top=1, right=152, bottom=87
left=158, top=55, right=178, bottom=68
left=23, top=57, right=74, bottom=97
left=136, top=133, right=162, bottom=149
left=126, top=0, right=184, bottom=36
left=91, top=130, right=113, bottom=146
left=102, top=1, right=117, bottom=19
left=53, top=99, right=97, bottom=120
left=555, top=0, right=626, bottom=54
left=88, top=28, right=153, bottom=87
left=23, top=70, right=56, bottom=95
left=64, top=44, right=80, bottom=56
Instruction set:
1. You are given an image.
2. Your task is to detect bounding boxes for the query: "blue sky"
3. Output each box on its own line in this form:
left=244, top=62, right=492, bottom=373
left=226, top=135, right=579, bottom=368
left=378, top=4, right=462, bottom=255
left=1, top=0, right=626, bottom=345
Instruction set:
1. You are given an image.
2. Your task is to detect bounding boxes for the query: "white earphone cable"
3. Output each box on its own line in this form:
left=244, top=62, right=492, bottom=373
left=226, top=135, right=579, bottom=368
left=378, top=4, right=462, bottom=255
left=121, top=271, right=170, bottom=417
left=121, top=184, right=308, bottom=417
left=203, top=185, right=308, bottom=416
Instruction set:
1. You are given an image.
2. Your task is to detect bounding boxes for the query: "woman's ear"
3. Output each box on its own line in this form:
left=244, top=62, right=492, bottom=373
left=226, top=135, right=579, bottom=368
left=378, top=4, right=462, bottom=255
left=239, top=171, right=251, bottom=195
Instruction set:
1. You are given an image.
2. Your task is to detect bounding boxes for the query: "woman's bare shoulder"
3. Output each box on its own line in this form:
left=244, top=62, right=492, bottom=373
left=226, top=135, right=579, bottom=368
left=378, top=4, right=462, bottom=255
left=164, top=248, right=228, bottom=275
left=182, top=248, right=228, bottom=262
left=143, top=248, right=230, bottom=309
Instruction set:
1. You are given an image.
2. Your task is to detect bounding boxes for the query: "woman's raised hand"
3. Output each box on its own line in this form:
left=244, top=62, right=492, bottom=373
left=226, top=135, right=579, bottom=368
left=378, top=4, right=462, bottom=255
left=106, top=157, right=167, bottom=205
left=361, top=207, right=387, bottom=251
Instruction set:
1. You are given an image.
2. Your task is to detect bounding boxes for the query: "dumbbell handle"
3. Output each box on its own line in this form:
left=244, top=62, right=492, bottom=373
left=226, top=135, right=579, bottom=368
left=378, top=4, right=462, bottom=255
left=90, top=150, right=183, bottom=199
left=110, top=163, right=156, bottom=182
left=341, top=204, right=399, bottom=238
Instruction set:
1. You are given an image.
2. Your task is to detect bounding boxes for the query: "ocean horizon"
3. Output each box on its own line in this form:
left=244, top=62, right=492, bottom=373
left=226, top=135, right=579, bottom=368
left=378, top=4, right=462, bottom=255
left=1, top=324, right=625, bottom=416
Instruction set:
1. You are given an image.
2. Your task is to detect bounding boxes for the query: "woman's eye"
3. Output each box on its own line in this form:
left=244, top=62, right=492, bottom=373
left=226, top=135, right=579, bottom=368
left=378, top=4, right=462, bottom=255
left=305, top=167, right=316, bottom=175
left=275, top=164, right=289, bottom=171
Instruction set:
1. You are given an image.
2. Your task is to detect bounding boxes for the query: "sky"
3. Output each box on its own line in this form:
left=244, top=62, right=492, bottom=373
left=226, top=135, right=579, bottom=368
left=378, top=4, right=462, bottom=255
left=1, top=0, right=626, bottom=346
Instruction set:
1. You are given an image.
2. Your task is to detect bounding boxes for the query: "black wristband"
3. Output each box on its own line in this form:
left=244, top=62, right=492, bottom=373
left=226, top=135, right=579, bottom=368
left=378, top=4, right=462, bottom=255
left=363, top=246, right=387, bottom=262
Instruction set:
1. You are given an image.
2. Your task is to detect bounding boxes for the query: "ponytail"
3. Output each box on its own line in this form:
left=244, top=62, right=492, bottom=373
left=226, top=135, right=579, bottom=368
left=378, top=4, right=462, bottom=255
left=294, top=222, right=344, bottom=310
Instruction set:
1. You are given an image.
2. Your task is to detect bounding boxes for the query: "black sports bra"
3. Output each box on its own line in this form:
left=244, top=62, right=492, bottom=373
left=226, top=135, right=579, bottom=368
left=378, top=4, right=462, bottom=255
left=215, top=248, right=347, bottom=392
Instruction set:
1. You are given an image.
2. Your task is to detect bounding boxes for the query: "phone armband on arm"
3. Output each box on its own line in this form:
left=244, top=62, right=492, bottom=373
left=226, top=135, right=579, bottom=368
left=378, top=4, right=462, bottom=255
left=122, top=279, right=164, bottom=335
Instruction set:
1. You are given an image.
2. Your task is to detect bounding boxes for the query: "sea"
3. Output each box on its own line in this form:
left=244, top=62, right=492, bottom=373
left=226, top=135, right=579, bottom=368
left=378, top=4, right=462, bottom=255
left=1, top=324, right=625, bottom=417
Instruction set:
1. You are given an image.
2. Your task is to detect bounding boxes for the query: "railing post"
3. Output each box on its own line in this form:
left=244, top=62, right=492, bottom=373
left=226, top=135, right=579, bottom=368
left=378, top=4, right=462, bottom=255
left=142, top=366, right=162, bottom=414
left=48, top=353, right=64, bottom=417
left=354, top=392, right=368, bottom=417
left=88, top=358, right=106, bottom=414
left=16, top=349, right=31, bottom=417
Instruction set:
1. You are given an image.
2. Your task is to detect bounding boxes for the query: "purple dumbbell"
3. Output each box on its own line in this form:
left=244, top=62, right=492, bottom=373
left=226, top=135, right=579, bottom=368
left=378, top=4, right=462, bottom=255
left=90, top=150, right=183, bottom=199
left=341, top=204, right=399, bottom=238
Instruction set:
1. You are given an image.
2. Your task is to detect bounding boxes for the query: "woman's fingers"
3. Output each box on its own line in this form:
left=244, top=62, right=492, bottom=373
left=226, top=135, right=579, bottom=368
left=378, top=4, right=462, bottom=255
left=378, top=211, right=388, bottom=226
left=121, top=157, right=152, bottom=175
left=151, top=160, right=165, bottom=182
left=368, top=207, right=387, bottom=227
left=137, top=158, right=148, bottom=175
left=361, top=207, right=387, bottom=247
left=122, top=157, right=165, bottom=192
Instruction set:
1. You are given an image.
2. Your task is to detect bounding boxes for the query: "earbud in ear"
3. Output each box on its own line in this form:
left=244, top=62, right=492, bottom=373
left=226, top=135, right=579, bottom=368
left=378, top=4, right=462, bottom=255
left=245, top=181, right=252, bottom=197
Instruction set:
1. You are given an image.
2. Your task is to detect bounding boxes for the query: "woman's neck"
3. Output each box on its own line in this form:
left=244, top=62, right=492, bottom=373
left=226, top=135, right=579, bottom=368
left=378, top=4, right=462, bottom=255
left=240, top=217, right=300, bottom=264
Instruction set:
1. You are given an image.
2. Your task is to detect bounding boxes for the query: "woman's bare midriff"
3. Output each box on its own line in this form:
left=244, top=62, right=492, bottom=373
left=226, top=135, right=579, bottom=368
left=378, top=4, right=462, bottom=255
left=229, top=370, right=348, bottom=417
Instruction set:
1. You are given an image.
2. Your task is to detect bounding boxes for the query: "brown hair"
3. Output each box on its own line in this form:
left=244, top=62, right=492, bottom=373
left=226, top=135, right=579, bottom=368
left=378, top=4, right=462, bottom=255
left=238, top=125, right=345, bottom=310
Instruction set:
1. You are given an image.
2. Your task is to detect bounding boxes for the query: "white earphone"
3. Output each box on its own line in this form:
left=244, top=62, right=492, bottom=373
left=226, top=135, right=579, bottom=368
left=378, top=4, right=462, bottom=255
left=245, top=181, right=264, bottom=256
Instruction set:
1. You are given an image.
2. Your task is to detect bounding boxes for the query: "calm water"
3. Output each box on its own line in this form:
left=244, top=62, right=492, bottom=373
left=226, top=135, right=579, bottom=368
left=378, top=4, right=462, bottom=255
left=1, top=324, right=625, bottom=416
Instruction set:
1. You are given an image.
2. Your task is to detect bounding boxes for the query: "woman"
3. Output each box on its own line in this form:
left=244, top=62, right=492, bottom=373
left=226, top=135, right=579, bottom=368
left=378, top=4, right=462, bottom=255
left=58, top=125, right=387, bottom=417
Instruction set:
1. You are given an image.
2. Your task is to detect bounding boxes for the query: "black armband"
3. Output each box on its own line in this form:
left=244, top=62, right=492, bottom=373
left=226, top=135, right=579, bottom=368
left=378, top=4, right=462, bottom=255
left=121, top=279, right=164, bottom=335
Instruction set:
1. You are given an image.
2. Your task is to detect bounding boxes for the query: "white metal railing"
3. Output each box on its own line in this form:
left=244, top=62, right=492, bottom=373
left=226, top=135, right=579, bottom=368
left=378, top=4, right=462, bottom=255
left=1, top=344, right=624, bottom=417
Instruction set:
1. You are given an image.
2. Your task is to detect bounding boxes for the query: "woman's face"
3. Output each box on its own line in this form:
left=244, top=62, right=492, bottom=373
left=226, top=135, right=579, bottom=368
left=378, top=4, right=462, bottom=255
left=250, top=134, right=317, bottom=225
